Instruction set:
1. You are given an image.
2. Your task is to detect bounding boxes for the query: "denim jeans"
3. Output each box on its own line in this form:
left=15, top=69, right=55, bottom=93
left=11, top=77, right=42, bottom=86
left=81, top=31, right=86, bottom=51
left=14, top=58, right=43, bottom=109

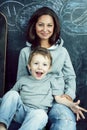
left=48, top=103, right=76, bottom=130
left=0, top=90, right=48, bottom=130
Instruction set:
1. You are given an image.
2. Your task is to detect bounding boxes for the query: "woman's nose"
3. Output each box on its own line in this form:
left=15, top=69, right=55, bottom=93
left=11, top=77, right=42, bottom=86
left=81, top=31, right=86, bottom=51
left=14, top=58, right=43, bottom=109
left=43, top=25, right=47, bottom=32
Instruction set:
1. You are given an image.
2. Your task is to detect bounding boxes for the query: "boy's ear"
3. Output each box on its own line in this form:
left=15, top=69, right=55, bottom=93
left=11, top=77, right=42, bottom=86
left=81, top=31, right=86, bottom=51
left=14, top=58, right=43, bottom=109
left=48, top=66, right=51, bottom=72
left=27, top=64, right=31, bottom=71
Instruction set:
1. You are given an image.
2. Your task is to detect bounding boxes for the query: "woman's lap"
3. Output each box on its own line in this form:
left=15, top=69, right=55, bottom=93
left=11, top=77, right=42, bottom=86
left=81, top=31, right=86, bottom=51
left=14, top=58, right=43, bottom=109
left=1, top=97, right=76, bottom=130
left=47, top=103, right=76, bottom=130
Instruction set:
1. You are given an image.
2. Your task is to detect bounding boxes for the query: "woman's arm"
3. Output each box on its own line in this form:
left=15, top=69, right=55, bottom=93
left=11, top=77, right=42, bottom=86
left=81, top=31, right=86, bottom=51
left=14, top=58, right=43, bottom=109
left=62, top=48, right=76, bottom=100
left=17, top=47, right=30, bottom=80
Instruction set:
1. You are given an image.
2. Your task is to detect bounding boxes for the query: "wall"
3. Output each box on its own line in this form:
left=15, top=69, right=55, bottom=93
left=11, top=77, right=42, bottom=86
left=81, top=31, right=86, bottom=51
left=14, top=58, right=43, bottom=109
left=0, top=0, right=87, bottom=129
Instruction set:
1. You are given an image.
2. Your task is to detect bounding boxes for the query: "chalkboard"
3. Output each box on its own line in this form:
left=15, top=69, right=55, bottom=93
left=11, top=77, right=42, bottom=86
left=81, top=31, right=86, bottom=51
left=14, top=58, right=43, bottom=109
left=59, top=0, right=87, bottom=89
left=0, top=0, right=87, bottom=129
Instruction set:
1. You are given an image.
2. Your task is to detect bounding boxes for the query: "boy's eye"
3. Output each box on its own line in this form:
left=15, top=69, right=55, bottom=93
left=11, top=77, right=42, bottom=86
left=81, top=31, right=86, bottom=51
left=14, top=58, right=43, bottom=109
left=43, top=64, right=47, bottom=66
left=34, top=62, right=38, bottom=65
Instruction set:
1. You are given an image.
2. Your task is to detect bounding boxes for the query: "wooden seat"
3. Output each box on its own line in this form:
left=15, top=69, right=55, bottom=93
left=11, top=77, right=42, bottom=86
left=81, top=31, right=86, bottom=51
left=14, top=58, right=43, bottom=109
left=0, top=12, right=7, bottom=97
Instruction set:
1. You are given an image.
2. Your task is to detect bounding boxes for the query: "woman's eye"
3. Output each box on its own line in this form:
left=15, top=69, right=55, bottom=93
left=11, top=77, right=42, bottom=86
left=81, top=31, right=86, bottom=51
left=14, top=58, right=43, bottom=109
left=48, top=24, right=53, bottom=27
left=38, top=24, right=43, bottom=26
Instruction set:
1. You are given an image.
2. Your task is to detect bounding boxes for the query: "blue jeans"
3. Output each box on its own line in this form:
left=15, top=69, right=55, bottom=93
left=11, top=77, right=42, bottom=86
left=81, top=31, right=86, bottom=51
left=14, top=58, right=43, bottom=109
left=0, top=90, right=48, bottom=130
left=48, top=103, right=76, bottom=130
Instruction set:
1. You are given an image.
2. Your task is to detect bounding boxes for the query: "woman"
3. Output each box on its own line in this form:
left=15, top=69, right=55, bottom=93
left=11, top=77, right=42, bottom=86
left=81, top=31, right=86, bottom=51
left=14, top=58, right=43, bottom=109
left=17, top=7, right=86, bottom=130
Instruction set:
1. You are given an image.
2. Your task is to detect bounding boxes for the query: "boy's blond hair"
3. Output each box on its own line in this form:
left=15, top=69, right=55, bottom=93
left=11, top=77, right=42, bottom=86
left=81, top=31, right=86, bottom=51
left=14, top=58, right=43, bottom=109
left=28, top=47, right=52, bottom=67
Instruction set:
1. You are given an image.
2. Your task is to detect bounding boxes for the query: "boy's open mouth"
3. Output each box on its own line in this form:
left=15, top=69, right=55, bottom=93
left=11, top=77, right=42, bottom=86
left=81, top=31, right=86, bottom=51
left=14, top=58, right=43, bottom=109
left=36, top=72, right=43, bottom=77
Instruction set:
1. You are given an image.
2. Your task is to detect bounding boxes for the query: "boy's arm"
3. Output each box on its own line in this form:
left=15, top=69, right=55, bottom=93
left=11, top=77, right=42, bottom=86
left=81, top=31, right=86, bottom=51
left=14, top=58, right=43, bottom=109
left=54, top=95, right=87, bottom=121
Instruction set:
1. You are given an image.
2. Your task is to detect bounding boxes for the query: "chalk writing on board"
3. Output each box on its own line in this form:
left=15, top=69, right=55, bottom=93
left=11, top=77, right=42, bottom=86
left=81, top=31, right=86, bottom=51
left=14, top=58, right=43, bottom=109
left=16, top=0, right=63, bottom=32
left=0, top=1, right=24, bottom=31
left=60, top=0, right=87, bottom=35
left=0, top=0, right=63, bottom=32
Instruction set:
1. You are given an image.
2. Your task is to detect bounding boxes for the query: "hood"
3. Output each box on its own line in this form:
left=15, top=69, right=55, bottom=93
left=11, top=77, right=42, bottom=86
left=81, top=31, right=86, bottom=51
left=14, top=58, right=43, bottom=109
left=26, top=38, right=64, bottom=51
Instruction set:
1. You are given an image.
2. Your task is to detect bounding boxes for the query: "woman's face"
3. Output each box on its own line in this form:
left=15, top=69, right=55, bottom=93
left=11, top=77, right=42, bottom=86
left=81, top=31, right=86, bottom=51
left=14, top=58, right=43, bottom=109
left=35, top=15, right=54, bottom=41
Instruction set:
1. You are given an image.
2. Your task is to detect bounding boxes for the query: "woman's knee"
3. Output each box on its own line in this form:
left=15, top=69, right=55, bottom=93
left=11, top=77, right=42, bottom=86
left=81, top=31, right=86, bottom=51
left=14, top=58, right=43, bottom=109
left=48, top=103, right=76, bottom=122
left=48, top=104, right=76, bottom=130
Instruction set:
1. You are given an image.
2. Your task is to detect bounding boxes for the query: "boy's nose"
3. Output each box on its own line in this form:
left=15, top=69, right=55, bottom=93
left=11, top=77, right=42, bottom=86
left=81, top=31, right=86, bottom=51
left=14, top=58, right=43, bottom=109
left=38, top=64, right=42, bottom=69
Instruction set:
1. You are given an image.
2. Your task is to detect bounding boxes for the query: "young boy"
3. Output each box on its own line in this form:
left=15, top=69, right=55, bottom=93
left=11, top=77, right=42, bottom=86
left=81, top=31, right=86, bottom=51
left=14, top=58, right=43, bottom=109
left=0, top=47, right=87, bottom=130
left=0, top=47, right=61, bottom=130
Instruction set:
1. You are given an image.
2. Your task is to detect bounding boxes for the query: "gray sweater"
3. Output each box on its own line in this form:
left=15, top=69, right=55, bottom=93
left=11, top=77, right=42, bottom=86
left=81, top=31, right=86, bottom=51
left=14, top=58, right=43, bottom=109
left=12, top=74, right=62, bottom=111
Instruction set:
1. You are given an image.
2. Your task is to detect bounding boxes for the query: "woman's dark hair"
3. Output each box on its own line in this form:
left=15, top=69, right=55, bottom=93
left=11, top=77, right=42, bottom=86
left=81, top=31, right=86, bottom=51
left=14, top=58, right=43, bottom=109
left=26, top=6, right=60, bottom=49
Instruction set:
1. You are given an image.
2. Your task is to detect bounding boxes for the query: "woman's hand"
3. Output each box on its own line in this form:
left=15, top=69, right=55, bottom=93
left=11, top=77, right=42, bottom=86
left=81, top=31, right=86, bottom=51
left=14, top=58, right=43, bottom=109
left=55, top=95, right=87, bottom=121
left=69, top=100, right=87, bottom=121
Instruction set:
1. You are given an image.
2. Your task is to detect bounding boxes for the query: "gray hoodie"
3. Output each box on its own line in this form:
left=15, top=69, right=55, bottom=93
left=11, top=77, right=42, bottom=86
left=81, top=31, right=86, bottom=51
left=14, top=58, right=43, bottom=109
left=17, top=39, right=76, bottom=99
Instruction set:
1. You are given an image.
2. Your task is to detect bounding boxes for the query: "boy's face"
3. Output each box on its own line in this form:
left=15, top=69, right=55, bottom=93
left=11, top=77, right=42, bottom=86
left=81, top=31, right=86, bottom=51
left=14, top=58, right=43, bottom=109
left=28, top=54, right=51, bottom=79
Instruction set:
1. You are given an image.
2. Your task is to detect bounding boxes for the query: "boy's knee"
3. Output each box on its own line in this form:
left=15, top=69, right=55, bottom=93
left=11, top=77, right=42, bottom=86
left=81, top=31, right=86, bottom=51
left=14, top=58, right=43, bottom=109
left=32, top=109, right=48, bottom=123
left=3, top=90, right=19, bottom=102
